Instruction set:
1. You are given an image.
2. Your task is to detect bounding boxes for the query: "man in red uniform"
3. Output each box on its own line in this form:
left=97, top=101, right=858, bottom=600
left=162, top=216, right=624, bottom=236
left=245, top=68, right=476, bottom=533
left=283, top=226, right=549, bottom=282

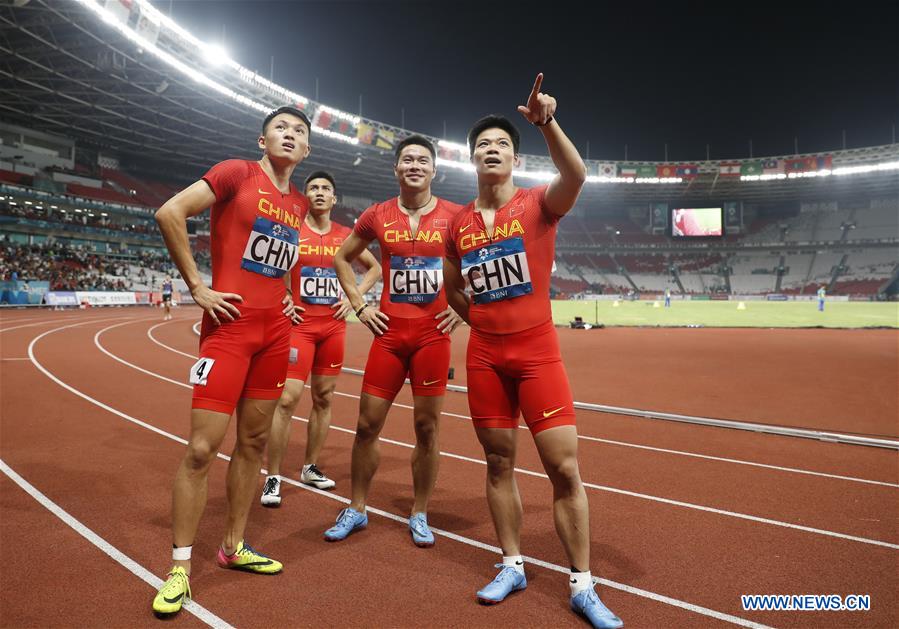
left=151, top=106, right=310, bottom=616
left=443, top=76, right=623, bottom=629
left=325, top=135, right=463, bottom=546
left=261, top=171, right=380, bottom=506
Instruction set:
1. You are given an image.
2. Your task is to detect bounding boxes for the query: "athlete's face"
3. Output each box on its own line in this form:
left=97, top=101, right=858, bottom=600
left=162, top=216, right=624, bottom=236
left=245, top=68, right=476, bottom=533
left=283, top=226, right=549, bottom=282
left=305, top=177, right=336, bottom=216
left=258, top=113, right=310, bottom=165
left=394, top=144, right=435, bottom=192
left=471, top=128, right=518, bottom=181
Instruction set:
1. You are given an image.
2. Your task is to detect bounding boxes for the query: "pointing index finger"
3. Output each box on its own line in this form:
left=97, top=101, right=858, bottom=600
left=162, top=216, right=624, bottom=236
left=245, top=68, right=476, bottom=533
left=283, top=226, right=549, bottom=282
left=529, top=73, right=544, bottom=101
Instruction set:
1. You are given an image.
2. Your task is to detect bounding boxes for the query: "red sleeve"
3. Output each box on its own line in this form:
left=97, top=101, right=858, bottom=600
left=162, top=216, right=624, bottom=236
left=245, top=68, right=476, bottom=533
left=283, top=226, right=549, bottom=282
left=202, top=160, right=251, bottom=203
left=445, top=212, right=462, bottom=260
left=353, top=205, right=379, bottom=241
left=532, top=185, right=561, bottom=225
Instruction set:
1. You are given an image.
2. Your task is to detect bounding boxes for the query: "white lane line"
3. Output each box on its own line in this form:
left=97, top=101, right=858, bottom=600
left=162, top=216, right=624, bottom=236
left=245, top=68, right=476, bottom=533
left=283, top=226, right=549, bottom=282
left=0, top=315, right=100, bottom=333
left=1, top=357, right=31, bottom=361
left=174, top=319, right=898, bottom=487
left=28, top=322, right=772, bottom=629
left=0, top=458, right=233, bottom=629
left=94, top=319, right=899, bottom=550
left=147, top=319, right=198, bottom=359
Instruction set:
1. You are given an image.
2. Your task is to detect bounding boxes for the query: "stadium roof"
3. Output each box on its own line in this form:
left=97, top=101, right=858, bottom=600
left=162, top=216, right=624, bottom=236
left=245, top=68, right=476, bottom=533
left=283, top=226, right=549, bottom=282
left=2, top=0, right=897, bottom=209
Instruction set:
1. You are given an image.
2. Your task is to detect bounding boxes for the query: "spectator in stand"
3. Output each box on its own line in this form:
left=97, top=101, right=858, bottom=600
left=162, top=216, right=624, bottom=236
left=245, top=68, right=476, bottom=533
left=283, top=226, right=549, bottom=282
left=817, top=285, right=826, bottom=311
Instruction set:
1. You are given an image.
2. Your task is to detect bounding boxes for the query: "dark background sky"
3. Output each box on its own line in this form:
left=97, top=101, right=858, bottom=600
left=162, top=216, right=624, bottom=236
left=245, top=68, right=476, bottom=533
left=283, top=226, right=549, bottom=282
left=155, top=0, right=898, bottom=162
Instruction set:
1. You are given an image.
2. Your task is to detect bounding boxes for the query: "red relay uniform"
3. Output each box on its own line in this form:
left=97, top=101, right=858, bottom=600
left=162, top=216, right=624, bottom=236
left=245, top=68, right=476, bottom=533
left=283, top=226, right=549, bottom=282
left=190, top=159, right=308, bottom=414
left=446, top=185, right=575, bottom=434
left=353, top=197, right=461, bottom=399
left=285, top=219, right=352, bottom=382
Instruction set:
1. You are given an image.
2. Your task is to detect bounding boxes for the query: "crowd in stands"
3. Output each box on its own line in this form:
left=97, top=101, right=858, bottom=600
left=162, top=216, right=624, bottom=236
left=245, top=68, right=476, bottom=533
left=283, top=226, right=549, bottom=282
left=1, top=197, right=158, bottom=236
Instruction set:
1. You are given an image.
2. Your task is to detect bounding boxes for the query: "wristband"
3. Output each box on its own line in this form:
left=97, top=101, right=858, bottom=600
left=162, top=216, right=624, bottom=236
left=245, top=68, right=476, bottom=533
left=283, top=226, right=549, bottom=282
left=355, top=304, right=368, bottom=317
left=534, top=116, right=554, bottom=127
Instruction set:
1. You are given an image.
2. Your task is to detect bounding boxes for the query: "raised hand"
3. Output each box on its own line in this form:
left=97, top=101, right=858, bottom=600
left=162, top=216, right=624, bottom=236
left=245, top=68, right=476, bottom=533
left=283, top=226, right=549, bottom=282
left=517, top=73, right=557, bottom=126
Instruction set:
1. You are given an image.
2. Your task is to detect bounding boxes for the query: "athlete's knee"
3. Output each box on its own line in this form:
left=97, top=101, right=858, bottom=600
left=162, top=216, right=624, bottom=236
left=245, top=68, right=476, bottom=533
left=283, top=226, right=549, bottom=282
left=413, top=414, right=438, bottom=449
left=183, top=440, right=218, bottom=473
left=484, top=452, right=515, bottom=479
left=544, top=456, right=581, bottom=494
left=276, top=388, right=301, bottom=414
left=310, top=385, right=334, bottom=411
left=355, top=414, right=385, bottom=443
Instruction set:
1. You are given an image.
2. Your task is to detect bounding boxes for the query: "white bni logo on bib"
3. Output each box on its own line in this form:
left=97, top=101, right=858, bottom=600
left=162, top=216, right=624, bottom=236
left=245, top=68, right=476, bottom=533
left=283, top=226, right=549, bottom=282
left=241, top=216, right=298, bottom=279
left=189, top=357, right=215, bottom=386
left=461, top=236, right=533, bottom=305
left=300, top=266, right=341, bottom=305
left=388, top=255, right=442, bottom=303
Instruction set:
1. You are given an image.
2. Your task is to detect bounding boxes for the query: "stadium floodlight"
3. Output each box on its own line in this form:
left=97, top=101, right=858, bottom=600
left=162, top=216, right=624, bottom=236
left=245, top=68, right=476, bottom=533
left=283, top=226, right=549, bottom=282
left=24, top=200, right=32, bottom=205
left=203, top=43, right=230, bottom=67
left=437, top=139, right=469, bottom=155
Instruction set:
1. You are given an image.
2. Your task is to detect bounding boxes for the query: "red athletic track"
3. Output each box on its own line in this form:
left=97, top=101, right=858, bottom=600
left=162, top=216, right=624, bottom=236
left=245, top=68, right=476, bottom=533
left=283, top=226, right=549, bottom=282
left=1, top=307, right=896, bottom=629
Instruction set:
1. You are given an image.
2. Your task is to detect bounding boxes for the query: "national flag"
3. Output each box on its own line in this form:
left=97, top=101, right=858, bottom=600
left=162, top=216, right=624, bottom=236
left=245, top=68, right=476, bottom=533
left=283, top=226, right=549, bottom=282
left=337, top=120, right=353, bottom=135
left=374, top=128, right=395, bottom=150
left=785, top=157, right=817, bottom=173
left=619, top=166, right=637, bottom=177
left=762, top=159, right=783, bottom=174
left=597, top=162, right=616, bottom=177
left=315, top=108, right=332, bottom=129
left=816, top=155, right=833, bottom=170
left=636, top=165, right=657, bottom=178
left=741, top=161, right=762, bottom=176
left=357, top=123, right=375, bottom=145
left=656, top=164, right=676, bottom=178
left=719, top=162, right=741, bottom=176
left=675, top=164, right=699, bottom=178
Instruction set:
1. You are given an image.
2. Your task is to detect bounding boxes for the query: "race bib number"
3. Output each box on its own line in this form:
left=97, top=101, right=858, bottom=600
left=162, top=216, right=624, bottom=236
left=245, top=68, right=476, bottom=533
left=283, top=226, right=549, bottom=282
left=189, top=357, right=215, bottom=386
left=241, top=216, right=298, bottom=279
left=461, top=237, right=532, bottom=305
left=300, top=266, right=341, bottom=305
left=389, top=255, right=442, bottom=304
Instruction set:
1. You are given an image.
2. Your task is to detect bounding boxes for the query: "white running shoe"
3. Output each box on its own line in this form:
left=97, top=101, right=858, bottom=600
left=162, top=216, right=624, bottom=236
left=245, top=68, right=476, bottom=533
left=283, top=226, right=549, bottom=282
left=260, top=475, right=281, bottom=507
left=301, top=464, right=335, bottom=490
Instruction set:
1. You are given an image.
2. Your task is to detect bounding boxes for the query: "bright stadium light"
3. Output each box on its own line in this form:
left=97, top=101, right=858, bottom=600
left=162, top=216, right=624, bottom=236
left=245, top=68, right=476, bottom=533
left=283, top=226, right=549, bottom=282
left=203, top=43, right=230, bottom=66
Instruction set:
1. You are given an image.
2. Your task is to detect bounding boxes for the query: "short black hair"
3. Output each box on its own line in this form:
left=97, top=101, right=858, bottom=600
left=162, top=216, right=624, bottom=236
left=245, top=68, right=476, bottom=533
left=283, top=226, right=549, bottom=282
left=467, top=115, right=520, bottom=155
left=262, top=106, right=311, bottom=135
left=394, top=134, right=436, bottom=165
left=304, top=170, right=336, bottom=193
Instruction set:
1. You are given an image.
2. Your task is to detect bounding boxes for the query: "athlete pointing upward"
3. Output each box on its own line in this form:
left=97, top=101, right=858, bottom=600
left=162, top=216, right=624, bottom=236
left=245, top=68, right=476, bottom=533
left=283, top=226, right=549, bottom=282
left=444, top=75, right=623, bottom=629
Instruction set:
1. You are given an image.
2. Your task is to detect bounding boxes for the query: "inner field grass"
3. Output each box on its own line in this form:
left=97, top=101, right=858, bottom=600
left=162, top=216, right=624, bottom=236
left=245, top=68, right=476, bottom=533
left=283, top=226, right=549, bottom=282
left=550, top=299, right=899, bottom=328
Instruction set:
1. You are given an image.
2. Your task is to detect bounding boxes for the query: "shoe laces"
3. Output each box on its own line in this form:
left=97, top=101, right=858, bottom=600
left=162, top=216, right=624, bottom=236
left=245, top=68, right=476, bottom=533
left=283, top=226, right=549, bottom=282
left=336, top=508, right=357, bottom=527
left=492, top=564, right=521, bottom=584
left=263, top=477, right=278, bottom=494
left=306, top=464, right=324, bottom=480
left=162, top=568, right=191, bottom=599
left=236, top=541, right=269, bottom=559
left=410, top=514, right=429, bottom=535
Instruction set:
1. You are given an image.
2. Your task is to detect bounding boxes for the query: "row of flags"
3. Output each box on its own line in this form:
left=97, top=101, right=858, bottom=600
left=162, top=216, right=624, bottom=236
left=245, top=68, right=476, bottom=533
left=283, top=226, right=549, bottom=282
left=596, top=155, right=834, bottom=179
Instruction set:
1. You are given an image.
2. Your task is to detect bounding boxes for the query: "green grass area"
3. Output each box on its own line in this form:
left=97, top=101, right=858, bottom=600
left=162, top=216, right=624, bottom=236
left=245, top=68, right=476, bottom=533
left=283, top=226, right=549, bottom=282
left=551, top=299, right=899, bottom=328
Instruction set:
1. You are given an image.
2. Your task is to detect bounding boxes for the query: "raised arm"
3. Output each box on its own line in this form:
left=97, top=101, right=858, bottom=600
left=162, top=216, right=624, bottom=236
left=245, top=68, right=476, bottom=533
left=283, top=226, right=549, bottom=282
left=155, top=181, right=241, bottom=325
left=517, top=73, right=587, bottom=217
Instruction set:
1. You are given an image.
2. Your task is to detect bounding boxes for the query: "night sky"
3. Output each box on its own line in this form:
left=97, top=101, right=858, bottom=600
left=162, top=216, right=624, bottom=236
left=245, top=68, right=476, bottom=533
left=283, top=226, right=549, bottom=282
left=157, top=0, right=898, bottom=162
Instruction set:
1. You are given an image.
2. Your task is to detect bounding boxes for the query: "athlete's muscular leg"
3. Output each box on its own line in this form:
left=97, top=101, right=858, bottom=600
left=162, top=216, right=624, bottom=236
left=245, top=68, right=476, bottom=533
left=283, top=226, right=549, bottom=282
left=222, top=396, right=279, bottom=552
left=265, top=379, right=305, bottom=476
left=304, top=374, right=337, bottom=466
left=474, top=426, right=522, bottom=556
left=171, top=409, right=232, bottom=573
left=348, top=393, right=392, bottom=512
left=410, top=394, right=443, bottom=514
left=533, top=425, right=590, bottom=572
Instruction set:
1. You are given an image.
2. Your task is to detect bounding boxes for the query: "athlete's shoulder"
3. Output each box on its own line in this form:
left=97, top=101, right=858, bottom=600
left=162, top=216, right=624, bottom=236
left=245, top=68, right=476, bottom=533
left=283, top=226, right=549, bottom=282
left=206, top=159, right=254, bottom=178
left=332, top=221, right=353, bottom=239
left=435, top=197, right=464, bottom=215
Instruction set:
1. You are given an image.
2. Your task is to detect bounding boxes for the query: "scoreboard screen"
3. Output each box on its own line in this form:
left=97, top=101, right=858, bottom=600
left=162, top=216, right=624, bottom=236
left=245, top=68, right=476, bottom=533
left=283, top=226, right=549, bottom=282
left=671, top=208, right=723, bottom=237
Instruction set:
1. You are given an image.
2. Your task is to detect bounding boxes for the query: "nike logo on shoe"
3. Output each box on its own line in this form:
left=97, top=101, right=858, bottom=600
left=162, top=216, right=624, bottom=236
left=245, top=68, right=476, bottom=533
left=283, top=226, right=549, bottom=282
left=543, top=407, right=565, bottom=418
left=163, top=593, right=184, bottom=604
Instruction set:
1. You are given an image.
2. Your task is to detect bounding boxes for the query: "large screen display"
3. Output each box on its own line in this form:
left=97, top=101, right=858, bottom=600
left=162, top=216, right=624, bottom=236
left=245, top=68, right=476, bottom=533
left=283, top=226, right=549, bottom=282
left=671, top=208, right=723, bottom=237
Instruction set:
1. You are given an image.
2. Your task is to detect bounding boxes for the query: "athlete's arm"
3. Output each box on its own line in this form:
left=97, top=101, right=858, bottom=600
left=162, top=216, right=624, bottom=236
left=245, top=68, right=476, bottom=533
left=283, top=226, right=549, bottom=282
left=332, top=247, right=381, bottom=320
left=283, top=273, right=303, bottom=324
left=517, top=73, right=586, bottom=217
left=442, top=257, right=471, bottom=324
left=155, top=180, right=242, bottom=325
left=335, top=232, right=389, bottom=334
